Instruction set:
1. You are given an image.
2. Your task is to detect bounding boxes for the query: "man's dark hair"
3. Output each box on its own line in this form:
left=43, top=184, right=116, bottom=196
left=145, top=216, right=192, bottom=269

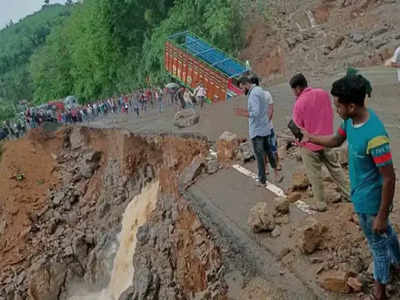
left=331, top=75, right=366, bottom=106
left=238, top=76, right=251, bottom=85
left=346, top=67, right=372, bottom=97
left=250, top=76, right=260, bottom=86
left=289, top=73, right=308, bottom=89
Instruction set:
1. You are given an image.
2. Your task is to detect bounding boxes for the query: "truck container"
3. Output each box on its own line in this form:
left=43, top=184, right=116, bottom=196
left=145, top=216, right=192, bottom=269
left=165, top=31, right=248, bottom=102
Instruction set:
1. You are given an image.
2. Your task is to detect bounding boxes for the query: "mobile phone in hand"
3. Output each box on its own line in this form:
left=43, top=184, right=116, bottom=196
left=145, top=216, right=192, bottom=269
left=288, top=120, right=303, bottom=142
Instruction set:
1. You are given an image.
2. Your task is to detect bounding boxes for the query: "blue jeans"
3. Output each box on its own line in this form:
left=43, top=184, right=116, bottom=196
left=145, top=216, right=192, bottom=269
left=251, top=136, right=277, bottom=184
left=358, top=213, right=400, bottom=284
left=267, top=128, right=278, bottom=154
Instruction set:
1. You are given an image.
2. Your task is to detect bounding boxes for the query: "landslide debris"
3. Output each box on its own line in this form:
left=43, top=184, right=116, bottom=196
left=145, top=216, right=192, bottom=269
left=0, top=127, right=228, bottom=300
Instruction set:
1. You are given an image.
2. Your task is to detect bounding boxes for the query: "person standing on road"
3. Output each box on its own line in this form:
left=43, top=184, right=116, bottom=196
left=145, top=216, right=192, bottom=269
left=389, top=46, right=400, bottom=84
left=250, top=76, right=282, bottom=172
left=303, top=74, right=400, bottom=300
left=290, top=73, right=350, bottom=211
left=156, top=88, right=164, bottom=113
left=235, top=76, right=283, bottom=185
left=194, top=83, right=207, bottom=109
left=175, top=87, right=186, bottom=110
left=183, top=88, right=193, bottom=109
left=134, top=96, right=140, bottom=118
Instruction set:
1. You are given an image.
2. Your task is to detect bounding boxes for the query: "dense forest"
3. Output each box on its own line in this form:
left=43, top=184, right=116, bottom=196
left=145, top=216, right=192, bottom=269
left=0, top=0, right=250, bottom=120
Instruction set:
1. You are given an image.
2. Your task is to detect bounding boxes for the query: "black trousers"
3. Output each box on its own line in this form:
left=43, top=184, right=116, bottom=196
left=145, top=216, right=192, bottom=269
left=251, top=135, right=277, bottom=184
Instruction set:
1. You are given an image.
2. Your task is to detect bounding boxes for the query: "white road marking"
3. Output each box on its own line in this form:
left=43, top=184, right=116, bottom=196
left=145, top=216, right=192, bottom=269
left=232, top=164, right=286, bottom=198
left=232, top=164, right=314, bottom=215
left=209, top=149, right=313, bottom=215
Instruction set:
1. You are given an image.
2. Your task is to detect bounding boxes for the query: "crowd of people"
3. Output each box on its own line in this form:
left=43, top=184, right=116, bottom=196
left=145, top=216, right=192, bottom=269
left=0, top=83, right=209, bottom=142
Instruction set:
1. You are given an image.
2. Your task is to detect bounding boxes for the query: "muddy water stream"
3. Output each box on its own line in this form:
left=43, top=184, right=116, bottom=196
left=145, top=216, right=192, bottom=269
left=69, top=181, right=159, bottom=300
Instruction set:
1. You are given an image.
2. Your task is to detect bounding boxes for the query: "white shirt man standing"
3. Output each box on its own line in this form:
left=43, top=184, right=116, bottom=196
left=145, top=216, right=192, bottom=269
left=250, top=77, right=281, bottom=171
left=194, top=83, right=207, bottom=109
left=389, top=46, right=400, bottom=82
left=235, top=76, right=283, bottom=185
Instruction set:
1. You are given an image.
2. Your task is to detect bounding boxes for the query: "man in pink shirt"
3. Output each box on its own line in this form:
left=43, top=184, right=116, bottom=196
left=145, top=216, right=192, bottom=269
left=290, top=73, right=349, bottom=211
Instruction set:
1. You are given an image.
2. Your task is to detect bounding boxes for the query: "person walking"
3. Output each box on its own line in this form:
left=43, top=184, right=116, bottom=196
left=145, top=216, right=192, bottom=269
left=303, top=74, right=400, bottom=300
left=235, top=76, right=282, bottom=185
left=156, top=88, right=164, bottom=113
left=290, top=73, right=350, bottom=211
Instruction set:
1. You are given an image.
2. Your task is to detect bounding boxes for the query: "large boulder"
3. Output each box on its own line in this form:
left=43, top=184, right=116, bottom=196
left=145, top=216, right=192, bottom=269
left=297, top=217, right=327, bottom=254
left=273, top=197, right=290, bottom=217
left=80, top=150, right=102, bottom=179
left=319, top=271, right=351, bottom=294
left=206, top=159, right=219, bottom=175
left=236, top=141, right=254, bottom=162
left=174, top=109, right=200, bottom=128
left=248, top=202, right=275, bottom=233
left=28, top=263, right=67, bottom=300
left=216, top=131, right=240, bottom=163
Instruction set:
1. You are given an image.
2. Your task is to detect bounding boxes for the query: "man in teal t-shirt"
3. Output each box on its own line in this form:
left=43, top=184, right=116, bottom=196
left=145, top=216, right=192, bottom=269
left=303, top=74, right=399, bottom=300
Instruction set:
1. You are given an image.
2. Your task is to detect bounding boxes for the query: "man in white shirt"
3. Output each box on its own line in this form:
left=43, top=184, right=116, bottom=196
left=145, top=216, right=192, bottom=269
left=389, top=46, right=400, bottom=82
left=193, top=83, right=207, bottom=109
left=250, top=77, right=281, bottom=171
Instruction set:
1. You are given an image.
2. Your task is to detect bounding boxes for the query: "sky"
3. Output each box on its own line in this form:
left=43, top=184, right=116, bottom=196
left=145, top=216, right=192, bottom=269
left=0, top=0, right=67, bottom=29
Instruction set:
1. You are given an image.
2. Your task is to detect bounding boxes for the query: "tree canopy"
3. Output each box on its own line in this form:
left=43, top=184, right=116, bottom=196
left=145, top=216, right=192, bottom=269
left=0, top=4, right=72, bottom=120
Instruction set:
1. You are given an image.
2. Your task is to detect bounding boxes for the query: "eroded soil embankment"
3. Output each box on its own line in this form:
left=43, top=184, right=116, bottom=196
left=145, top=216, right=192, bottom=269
left=0, top=127, right=228, bottom=299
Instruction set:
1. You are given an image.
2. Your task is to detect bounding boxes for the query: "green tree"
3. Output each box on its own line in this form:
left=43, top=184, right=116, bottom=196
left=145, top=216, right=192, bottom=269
left=30, top=25, right=73, bottom=103
left=0, top=4, right=72, bottom=106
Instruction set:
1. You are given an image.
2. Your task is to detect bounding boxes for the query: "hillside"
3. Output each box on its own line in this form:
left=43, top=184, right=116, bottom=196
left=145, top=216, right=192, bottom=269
left=240, top=0, right=400, bottom=82
left=0, top=4, right=72, bottom=119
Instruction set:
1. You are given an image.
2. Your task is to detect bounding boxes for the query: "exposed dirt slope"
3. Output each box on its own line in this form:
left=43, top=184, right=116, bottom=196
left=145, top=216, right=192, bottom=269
left=241, top=0, right=400, bottom=81
left=0, top=127, right=229, bottom=300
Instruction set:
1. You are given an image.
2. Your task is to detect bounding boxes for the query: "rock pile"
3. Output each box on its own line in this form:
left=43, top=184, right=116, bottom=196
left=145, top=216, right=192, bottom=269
left=297, top=217, right=328, bottom=254
left=174, top=109, right=200, bottom=128
left=248, top=197, right=290, bottom=234
left=216, top=131, right=240, bottom=163
left=128, top=194, right=227, bottom=299
left=216, top=131, right=254, bottom=164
